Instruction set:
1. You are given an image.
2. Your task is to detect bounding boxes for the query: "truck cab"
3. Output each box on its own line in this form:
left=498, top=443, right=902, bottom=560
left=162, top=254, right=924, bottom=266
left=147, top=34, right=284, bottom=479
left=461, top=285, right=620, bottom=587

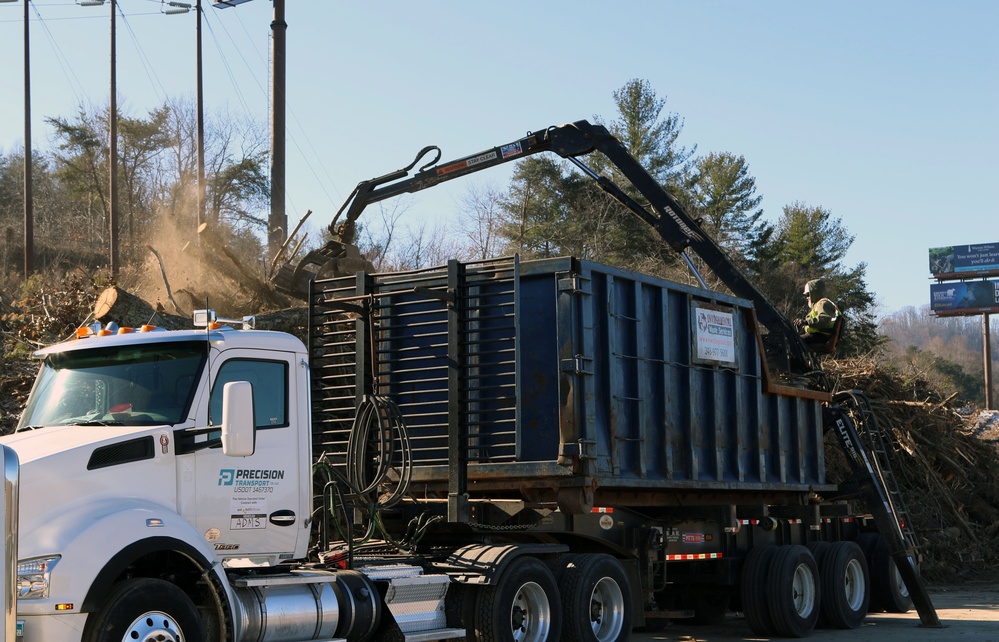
left=6, top=322, right=312, bottom=640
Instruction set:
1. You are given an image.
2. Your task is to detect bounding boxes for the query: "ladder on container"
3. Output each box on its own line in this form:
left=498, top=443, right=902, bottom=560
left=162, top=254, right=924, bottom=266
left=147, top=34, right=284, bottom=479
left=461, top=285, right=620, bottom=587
left=826, top=389, right=942, bottom=628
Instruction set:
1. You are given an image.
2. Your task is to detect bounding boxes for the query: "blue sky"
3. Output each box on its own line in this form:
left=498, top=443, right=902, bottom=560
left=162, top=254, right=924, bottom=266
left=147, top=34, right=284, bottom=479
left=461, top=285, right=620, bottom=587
left=1, top=1, right=996, bottom=315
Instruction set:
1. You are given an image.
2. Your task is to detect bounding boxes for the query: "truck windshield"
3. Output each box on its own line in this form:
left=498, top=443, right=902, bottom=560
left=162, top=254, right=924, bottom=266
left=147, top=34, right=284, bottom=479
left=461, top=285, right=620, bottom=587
left=17, top=340, right=208, bottom=429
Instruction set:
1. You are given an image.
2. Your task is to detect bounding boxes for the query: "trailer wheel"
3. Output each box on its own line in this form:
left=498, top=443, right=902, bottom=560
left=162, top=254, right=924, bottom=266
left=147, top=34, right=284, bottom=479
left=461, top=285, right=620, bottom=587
left=870, top=535, right=913, bottom=614
left=559, top=554, right=631, bottom=642
left=83, top=578, right=204, bottom=642
left=819, top=541, right=869, bottom=629
left=473, top=556, right=560, bottom=642
left=806, top=541, right=831, bottom=628
left=807, top=541, right=830, bottom=564
left=766, top=545, right=820, bottom=638
left=740, top=545, right=778, bottom=636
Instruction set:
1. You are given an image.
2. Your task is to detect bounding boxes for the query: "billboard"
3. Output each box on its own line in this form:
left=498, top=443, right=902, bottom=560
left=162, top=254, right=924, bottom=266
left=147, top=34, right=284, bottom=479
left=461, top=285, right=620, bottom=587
left=930, top=280, right=999, bottom=316
left=929, top=242, right=999, bottom=279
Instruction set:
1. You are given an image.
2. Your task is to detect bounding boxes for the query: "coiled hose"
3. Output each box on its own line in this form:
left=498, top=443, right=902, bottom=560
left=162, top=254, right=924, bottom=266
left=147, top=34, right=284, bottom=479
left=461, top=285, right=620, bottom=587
left=346, top=394, right=412, bottom=511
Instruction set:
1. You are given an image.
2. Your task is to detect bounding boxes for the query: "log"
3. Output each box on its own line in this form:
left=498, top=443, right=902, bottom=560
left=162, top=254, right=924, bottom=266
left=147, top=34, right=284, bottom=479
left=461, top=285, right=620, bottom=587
left=93, top=287, right=189, bottom=330
left=93, top=286, right=310, bottom=342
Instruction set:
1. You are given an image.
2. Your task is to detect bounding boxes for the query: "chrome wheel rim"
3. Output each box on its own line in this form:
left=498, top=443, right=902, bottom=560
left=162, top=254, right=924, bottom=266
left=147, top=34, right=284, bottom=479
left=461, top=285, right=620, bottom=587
left=123, top=610, right=184, bottom=642
left=589, top=576, right=626, bottom=641
left=792, top=562, right=817, bottom=617
left=844, top=557, right=866, bottom=611
left=509, top=581, right=551, bottom=642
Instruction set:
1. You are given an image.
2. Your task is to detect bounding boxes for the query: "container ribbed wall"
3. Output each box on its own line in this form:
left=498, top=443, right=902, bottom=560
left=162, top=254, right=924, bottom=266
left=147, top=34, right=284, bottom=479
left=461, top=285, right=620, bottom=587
left=310, top=256, right=829, bottom=507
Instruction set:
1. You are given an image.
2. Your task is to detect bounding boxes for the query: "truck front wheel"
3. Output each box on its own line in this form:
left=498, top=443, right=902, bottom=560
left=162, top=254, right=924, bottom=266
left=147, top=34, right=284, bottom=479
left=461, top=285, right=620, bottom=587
left=83, top=577, right=204, bottom=642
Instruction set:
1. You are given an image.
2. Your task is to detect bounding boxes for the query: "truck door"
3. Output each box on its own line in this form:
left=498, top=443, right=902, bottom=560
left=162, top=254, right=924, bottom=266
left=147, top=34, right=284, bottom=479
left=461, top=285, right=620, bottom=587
left=186, top=349, right=308, bottom=562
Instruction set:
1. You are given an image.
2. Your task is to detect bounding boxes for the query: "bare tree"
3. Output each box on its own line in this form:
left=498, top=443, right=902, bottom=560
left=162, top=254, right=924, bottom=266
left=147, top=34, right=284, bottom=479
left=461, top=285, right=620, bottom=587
left=454, top=181, right=505, bottom=260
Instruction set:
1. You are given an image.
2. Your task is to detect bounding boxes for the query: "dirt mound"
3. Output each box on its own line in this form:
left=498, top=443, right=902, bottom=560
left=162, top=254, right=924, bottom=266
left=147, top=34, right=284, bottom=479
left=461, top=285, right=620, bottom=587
left=825, top=357, right=999, bottom=581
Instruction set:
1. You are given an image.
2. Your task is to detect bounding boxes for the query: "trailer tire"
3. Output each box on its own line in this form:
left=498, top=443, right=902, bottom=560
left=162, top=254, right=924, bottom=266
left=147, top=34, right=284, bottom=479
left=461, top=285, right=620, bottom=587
left=740, top=545, right=778, bottom=636
left=820, top=541, right=869, bottom=629
left=83, top=577, right=203, bottom=642
left=473, top=555, right=560, bottom=642
left=807, top=541, right=830, bottom=564
left=807, top=541, right=831, bottom=628
left=870, top=535, right=913, bottom=614
left=766, top=545, right=820, bottom=638
left=559, top=554, right=631, bottom=642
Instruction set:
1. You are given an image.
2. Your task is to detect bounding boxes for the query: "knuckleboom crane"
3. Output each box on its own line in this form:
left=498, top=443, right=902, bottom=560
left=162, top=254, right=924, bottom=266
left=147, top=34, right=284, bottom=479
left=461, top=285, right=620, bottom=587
left=273, top=120, right=818, bottom=376
left=276, top=118, right=939, bottom=628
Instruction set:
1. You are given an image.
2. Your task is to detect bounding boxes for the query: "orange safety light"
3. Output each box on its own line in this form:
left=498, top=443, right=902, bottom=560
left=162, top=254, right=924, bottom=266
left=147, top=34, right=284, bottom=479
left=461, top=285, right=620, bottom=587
left=117, top=327, right=133, bottom=334
left=140, top=325, right=157, bottom=332
left=97, top=329, right=113, bottom=337
left=75, top=327, right=90, bottom=339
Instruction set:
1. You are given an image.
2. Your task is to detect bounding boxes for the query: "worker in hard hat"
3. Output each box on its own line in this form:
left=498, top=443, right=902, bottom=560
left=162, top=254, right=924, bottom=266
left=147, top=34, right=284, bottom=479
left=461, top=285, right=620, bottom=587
left=794, top=279, right=841, bottom=347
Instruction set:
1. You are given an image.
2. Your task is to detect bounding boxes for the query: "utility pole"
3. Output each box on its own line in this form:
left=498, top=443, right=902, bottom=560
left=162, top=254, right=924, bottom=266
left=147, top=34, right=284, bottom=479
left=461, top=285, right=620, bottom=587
left=196, top=0, right=206, bottom=228
left=109, top=0, right=120, bottom=279
left=211, top=0, right=286, bottom=256
left=23, top=0, right=33, bottom=276
left=268, top=0, right=287, bottom=257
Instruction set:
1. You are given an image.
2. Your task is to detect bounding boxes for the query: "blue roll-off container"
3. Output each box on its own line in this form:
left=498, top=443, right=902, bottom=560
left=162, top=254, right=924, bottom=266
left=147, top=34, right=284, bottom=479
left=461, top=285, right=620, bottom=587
left=309, top=256, right=834, bottom=511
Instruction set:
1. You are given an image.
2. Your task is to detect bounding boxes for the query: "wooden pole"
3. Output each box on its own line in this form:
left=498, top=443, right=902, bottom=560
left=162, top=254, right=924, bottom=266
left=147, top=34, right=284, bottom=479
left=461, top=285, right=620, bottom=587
left=268, top=0, right=287, bottom=258
left=109, top=0, right=120, bottom=278
left=196, top=0, right=206, bottom=229
left=23, top=0, right=33, bottom=277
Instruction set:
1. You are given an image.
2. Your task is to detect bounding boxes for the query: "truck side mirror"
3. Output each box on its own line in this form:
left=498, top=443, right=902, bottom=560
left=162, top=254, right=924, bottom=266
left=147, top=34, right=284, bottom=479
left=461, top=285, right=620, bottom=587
left=221, top=381, right=255, bottom=457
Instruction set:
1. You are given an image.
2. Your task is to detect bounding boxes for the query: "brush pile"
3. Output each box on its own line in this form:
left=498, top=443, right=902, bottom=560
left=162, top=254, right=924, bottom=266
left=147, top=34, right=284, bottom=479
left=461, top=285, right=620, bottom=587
left=824, top=357, right=999, bottom=581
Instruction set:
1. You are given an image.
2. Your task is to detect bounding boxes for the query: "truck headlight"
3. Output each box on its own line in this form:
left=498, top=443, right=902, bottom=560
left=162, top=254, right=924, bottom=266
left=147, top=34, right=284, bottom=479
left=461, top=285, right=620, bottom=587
left=17, top=556, right=61, bottom=600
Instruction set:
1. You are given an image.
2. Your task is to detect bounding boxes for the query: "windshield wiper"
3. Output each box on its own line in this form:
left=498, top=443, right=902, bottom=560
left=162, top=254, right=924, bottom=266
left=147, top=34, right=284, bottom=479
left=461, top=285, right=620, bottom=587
left=16, top=425, right=43, bottom=432
left=65, top=420, right=125, bottom=426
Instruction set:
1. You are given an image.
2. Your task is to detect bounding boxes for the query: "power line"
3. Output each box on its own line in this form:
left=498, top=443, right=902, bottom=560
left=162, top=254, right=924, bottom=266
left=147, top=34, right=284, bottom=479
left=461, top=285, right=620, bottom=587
left=29, top=1, right=88, bottom=105
left=226, top=2, right=341, bottom=211
left=199, top=9, right=254, bottom=123
left=117, top=4, right=169, bottom=102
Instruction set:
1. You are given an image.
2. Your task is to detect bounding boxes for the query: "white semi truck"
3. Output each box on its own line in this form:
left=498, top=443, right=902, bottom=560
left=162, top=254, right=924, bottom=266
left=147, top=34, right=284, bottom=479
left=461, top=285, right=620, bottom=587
left=0, top=121, right=939, bottom=641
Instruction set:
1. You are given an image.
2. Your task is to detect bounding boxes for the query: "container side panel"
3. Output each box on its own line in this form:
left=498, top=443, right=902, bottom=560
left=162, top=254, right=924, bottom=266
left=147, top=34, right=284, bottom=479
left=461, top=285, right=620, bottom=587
left=309, top=257, right=829, bottom=507
left=517, top=272, right=560, bottom=461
